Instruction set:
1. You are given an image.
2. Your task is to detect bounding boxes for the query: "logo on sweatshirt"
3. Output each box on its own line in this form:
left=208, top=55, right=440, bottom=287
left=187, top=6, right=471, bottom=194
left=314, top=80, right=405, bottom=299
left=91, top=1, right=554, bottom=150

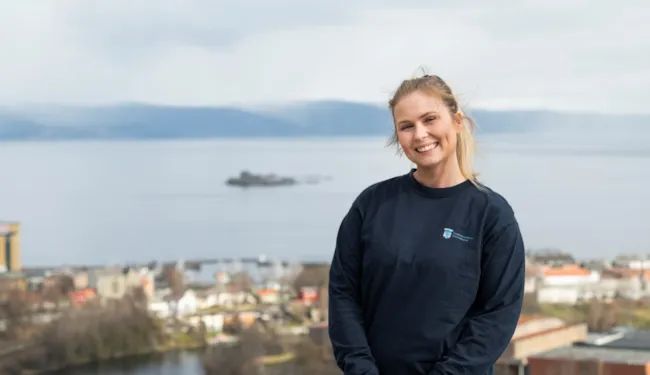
left=442, top=228, right=473, bottom=242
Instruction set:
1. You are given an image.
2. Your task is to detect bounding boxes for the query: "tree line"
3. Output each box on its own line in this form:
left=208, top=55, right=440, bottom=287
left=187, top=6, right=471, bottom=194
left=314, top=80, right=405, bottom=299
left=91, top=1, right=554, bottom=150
left=0, top=286, right=166, bottom=374
left=202, top=324, right=340, bottom=375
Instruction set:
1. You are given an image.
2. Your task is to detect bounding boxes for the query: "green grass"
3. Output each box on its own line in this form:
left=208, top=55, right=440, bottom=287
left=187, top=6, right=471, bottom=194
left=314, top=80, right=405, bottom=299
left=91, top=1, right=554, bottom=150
left=539, top=303, right=589, bottom=324
left=538, top=301, right=650, bottom=330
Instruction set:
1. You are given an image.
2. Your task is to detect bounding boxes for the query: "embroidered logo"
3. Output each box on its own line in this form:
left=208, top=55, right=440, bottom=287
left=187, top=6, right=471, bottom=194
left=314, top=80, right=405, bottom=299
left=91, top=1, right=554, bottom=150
left=442, top=228, right=473, bottom=242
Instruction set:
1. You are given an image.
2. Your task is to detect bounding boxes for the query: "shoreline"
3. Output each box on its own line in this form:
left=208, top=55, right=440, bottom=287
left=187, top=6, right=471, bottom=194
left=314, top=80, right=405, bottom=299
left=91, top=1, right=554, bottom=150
left=21, top=341, right=206, bottom=375
left=25, top=343, right=297, bottom=375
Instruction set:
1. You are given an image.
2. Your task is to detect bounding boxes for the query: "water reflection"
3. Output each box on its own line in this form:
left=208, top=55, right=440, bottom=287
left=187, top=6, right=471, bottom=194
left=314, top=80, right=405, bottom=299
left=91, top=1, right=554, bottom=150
left=47, top=350, right=204, bottom=375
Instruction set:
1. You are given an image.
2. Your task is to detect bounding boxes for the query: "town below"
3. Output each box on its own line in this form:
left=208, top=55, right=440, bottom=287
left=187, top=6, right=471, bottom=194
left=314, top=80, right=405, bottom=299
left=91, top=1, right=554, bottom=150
left=4, top=223, right=650, bottom=375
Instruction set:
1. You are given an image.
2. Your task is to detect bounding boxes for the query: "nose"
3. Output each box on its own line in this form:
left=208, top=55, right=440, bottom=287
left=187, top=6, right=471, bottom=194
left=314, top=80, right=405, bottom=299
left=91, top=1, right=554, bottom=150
left=414, top=123, right=428, bottom=140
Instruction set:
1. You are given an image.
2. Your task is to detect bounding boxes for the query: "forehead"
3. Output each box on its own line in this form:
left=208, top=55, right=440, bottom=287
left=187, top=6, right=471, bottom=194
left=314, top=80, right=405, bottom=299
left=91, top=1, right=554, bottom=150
left=393, top=91, right=446, bottom=121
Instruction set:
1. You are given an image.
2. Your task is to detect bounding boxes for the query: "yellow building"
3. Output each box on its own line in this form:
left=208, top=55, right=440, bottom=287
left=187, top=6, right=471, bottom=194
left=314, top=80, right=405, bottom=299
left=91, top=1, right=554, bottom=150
left=0, top=222, right=21, bottom=272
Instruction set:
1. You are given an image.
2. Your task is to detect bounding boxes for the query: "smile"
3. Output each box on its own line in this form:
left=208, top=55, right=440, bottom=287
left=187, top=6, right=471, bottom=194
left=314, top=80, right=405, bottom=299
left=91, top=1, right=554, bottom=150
left=416, top=143, right=439, bottom=153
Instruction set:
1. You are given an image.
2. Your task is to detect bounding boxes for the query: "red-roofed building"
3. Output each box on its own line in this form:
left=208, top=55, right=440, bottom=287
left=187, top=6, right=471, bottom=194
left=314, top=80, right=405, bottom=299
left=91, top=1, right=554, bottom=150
left=541, top=265, right=599, bottom=285
left=69, top=288, right=96, bottom=306
left=299, top=286, right=319, bottom=305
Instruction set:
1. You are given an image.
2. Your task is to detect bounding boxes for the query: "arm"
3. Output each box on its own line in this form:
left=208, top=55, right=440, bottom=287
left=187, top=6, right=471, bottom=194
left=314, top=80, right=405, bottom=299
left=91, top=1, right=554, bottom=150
left=430, top=220, right=525, bottom=375
left=328, top=201, right=379, bottom=375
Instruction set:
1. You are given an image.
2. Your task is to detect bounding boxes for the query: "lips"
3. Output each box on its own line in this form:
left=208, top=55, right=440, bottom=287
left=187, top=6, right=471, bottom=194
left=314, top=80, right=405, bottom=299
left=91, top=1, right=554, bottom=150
left=416, top=142, right=439, bottom=153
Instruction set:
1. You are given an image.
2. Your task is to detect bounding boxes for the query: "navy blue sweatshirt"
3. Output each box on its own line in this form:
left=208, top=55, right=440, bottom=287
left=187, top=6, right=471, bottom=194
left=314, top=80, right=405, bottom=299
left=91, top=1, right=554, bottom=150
left=328, top=170, right=525, bottom=375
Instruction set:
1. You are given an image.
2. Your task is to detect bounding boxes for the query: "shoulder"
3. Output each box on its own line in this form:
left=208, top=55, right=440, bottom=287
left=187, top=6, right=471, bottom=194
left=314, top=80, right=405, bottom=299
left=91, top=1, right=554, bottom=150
left=470, top=182, right=518, bottom=234
left=351, top=174, right=407, bottom=216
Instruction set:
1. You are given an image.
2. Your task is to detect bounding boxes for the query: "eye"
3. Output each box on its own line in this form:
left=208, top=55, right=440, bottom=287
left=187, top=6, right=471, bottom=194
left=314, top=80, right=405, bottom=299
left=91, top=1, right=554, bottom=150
left=424, top=116, right=437, bottom=123
left=400, top=124, right=413, bottom=130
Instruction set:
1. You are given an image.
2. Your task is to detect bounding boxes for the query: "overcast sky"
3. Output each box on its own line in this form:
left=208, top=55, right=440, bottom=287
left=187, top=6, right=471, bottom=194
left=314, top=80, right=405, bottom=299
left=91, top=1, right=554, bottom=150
left=0, top=1, right=647, bottom=113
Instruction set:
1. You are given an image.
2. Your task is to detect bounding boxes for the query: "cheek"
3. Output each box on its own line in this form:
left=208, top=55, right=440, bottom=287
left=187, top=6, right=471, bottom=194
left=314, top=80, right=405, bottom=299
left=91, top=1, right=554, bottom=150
left=445, top=133, right=457, bottom=145
left=396, top=133, right=410, bottom=149
left=441, top=128, right=458, bottom=146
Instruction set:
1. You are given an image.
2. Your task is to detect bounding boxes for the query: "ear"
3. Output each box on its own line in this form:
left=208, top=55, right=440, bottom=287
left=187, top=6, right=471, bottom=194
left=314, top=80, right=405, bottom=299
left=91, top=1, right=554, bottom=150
left=454, top=112, right=464, bottom=133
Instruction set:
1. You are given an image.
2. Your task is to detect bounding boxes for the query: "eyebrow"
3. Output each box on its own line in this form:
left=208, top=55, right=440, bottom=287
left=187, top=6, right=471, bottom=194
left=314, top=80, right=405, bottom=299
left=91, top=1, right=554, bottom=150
left=396, top=111, right=439, bottom=126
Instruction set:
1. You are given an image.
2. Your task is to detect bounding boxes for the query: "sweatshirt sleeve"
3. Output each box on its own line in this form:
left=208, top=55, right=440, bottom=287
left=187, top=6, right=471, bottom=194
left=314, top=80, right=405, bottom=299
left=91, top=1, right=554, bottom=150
left=430, top=219, right=525, bottom=375
left=328, top=200, right=380, bottom=375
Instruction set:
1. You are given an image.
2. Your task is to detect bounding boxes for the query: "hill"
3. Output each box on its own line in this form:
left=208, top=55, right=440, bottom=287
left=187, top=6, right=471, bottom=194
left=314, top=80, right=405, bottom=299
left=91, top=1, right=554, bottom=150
left=0, top=101, right=647, bottom=141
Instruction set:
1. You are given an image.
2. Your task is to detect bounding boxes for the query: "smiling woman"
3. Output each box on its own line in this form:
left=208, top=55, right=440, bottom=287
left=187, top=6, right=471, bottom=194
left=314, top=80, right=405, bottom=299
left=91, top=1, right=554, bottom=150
left=388, top=74, right=478, bottom=188
left=327, top=72, right=526, bottom=375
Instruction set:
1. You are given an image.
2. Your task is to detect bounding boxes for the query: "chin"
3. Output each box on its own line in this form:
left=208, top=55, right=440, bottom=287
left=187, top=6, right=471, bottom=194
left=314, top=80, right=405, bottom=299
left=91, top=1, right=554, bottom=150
left=415, top=160, right=443, bottom=170
left=411, top=154, right=445, bottom=168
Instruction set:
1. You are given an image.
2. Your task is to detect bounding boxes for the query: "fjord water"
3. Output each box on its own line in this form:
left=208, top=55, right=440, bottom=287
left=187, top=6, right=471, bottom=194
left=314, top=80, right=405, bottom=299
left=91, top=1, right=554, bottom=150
left=1, top=133, right=649, bottom=269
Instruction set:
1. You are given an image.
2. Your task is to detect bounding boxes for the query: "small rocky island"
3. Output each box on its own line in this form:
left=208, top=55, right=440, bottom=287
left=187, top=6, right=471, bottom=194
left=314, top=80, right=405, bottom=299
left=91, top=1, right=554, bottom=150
left=226, top=171, right=297, bottom=187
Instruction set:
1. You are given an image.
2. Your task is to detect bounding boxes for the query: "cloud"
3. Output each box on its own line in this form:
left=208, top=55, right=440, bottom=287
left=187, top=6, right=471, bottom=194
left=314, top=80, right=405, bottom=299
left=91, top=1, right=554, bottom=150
left=62, top=0, right=358, bottom=59
left=0, top=0, right=648, bottom=113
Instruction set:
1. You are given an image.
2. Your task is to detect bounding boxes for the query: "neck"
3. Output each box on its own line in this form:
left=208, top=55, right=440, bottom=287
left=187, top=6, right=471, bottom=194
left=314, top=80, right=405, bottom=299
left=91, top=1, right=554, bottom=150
left=413, top=158, right=466, bottom=188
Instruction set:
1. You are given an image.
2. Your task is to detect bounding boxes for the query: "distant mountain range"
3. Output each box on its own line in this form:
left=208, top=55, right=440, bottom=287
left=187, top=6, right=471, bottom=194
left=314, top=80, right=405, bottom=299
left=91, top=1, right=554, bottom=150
left=0, top=101, right=648, bottom=140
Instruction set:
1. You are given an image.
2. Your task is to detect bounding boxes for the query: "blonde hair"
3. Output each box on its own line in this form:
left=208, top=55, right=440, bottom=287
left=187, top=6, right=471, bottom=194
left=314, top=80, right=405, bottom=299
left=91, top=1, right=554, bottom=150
left=387, top=73, right=479, bottom=186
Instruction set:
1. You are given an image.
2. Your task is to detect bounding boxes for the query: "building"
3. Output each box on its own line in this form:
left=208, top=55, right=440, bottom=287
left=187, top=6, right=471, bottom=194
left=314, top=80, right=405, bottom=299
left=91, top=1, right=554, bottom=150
left=258, top=288, right=281, bottom=304
left=613, top=254, right=650, bottom=270
left=527, top=346, right=650, bottom=375
left=541, top=265, right=600, bottom=286
left=92, top=267, right=155, bottom=301
left=22, top=268, right=48, bottom=292
left=495, top=316, right=588, bottom=375
left=602, top=268, right=650, bottom=300
left=69, top=288, right=97, bottom=306
left=534, top=265, right=620, bottom=304
left=0, top=221, right=21, bottom=272
left=527, top=327, right=650, bottom=374
left=524, top=268, right=539, bottom=295
left=577, top=327, right=650, bottom=351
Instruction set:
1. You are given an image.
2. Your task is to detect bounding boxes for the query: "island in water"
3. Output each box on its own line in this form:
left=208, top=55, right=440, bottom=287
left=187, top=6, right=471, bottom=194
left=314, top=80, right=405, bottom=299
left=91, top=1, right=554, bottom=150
left=226, top=171, right=297, bottom=187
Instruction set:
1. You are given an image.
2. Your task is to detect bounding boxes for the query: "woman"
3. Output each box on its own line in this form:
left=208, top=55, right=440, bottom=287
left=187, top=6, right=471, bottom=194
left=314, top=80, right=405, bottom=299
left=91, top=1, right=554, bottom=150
left=328, top=74, right=525, bottom=375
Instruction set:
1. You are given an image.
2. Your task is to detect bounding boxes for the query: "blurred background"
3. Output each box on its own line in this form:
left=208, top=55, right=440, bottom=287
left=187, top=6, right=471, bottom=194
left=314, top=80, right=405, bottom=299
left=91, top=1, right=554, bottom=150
left=0, top=1, right=648, bottom=374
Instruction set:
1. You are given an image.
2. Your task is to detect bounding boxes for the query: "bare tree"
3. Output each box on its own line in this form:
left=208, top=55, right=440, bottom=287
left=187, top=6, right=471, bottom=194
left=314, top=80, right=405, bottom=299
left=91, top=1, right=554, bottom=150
left=203, top=327, right=265, bottom=375
left=11, top=291, right=165, bottom=373
left=168, top=268, right=186, bottom=300
left=0, top=289, right=29, bottom=340
left=293, top=265, right=329, bottom=294
left=600, top=301, right=619, bottom=332
left=290, top=337, right=339, bottom=375
left=587, top=300, right=619, bottom=333
left=58, top=274, right=76, bottom=295
left=587, top=300, right=604, bottom=332
left=203, top=325, right=340, bottom=375
left=521, top=292, right=541, bottom=315
left=230, top=272, right=254, bottom=292
left=41, top=283, right=62, bottom=309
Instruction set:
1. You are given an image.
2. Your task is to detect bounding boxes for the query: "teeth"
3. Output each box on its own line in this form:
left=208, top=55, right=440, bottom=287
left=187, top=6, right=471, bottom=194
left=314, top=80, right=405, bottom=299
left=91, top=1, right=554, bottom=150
left=417, top=143, right=437, bottom=152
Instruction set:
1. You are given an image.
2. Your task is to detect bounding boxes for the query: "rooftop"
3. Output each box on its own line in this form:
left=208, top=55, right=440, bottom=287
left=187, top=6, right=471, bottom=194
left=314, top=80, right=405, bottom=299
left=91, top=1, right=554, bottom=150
left=511, top=315, right=575, bottom=342
left=530, top=345, right=650, bottom=365
left=0, top=271, right=25, bottom=279
left=20, top=269, right=48, bottom=278
left=578, top=327, right=650, bottom=351
left=614, top=254, right=650, bottom=261
left=542, top=265, right=593, bottom=277
left=518, top=315, right=546, bottom=324
left=0, top=222, right=18, bottom=235
left=603, top=268, right=650, bottom=280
